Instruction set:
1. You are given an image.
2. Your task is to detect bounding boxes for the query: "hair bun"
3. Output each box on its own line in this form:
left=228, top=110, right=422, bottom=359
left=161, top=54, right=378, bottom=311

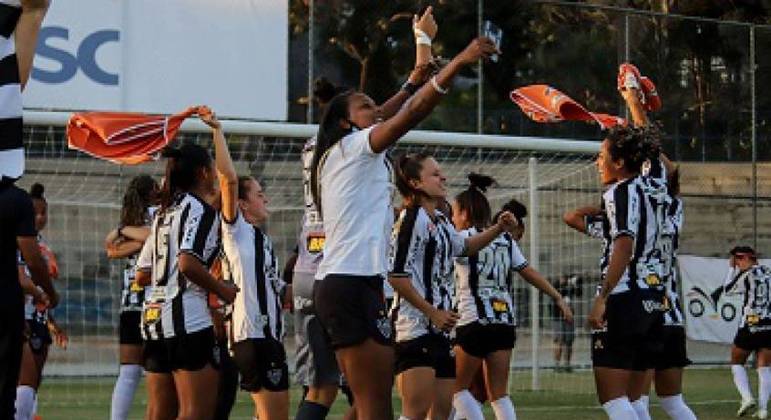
left=468, top=173, right=496, bottom=193
left=161, top=147, right=182, bottom=159
left=30, top=183, right=45, bottom=199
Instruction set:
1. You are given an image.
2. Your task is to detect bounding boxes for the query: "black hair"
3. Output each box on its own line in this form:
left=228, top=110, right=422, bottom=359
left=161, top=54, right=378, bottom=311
left=159, top=144, right=213, bottom=211
left=668, top=168, right=680, bottom=197
left=121, top=175, right=158, bottom=227
left=604, top=126, right=661, bottom=174
left=497, top=198, right=527, bottom=225
left=455, top=173, right=496, bottom=230
left=394, top=152, right=432, bottom=203
left=313, top=77, right=340, bottom=106
left=730, top=245, right=757, bottom=258
left=310, top=89, right=356, bottom=217
left=29, top=183, right=45, bottom=202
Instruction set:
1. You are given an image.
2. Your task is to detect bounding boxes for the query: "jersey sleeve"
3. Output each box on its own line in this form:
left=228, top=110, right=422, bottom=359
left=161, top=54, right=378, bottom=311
left=445, top=221, right=467, bottom=258
left=136, top=229, right=154, bottom=271
left=510, top=240, right=529, bottom=272
left=180, top=202, right=218, bottom=262
left=584, top=214, right=605, bottom=239
left=603, top=183, right=639, bottom=240
left=345, top=126, right=378, bottom=157
left=389, top=207, right=420, bottom=278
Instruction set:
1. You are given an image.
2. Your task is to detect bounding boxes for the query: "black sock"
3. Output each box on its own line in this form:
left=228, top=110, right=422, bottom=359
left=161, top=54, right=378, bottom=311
left=295, top=400, right=330, bottom=420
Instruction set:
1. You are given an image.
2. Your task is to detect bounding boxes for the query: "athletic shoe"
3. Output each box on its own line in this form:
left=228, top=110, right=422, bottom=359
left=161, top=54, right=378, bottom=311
left=739, top=399, right=757, bottom=417
left=755, top=409, right=768, bottom=419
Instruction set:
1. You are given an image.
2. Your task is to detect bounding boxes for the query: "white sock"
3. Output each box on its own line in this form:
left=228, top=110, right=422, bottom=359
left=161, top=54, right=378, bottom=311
left=453, top=390, right=485, bottom=420
left=110, top=364, right=143, bottom=420
left=760, top=367, right=771, bottom=411
left=631, top=396, right=651, bottom=420
left=660, top=394, right=697, bottom=420
left=732, top=364, right=755, bottom=402
left=32, top=393, right=37, bottom=415
left=491, top=396, right=517, bottom=420
left=602, top=396, right=638, bottom=420
left=15, top=385, right=35, bottom=420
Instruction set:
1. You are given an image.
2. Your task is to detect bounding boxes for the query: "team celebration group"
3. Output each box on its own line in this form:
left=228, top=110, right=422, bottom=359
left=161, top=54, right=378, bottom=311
left=3, top=2, right=771, bottom=420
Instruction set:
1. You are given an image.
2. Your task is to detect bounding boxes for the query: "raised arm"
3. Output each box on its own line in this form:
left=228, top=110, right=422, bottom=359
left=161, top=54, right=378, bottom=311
left=463, top=211, right=518, bottom=256
left=379, top=7, right=437, bottom=119
left=563, top=206, right=602, bottom=234
left=199, top=106, right=238, bottom=223
left=369, top=36, right=498, bottom=154
left=15, top=0, right=49, bottom=90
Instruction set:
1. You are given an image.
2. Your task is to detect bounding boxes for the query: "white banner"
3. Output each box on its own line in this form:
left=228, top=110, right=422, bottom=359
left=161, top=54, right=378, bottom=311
left=23, top=0, right=287, bottom=121
left=680, top=255, right=771, bottom=343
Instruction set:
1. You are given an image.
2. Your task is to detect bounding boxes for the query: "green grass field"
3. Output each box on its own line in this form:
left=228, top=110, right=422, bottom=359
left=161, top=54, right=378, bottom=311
left=35, top=368, right=746, bottom=419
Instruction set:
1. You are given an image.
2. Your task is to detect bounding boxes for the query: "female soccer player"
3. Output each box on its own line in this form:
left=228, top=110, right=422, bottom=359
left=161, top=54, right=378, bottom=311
left=583, top=125, right=669, bottom=420
left=724, top=246, right=771, bottom=419
left=105, top=175, right=159, bottom=420
left=202, top=107, right=291, bottom=420
left=389, top=155, right=517, bottom=420
left=135, top=131, right=238, bottom=420
left=309, top=27, right=500, bottom=419
left=450, top=178, right=572, bottom=420
left=15, top=183, right=67, bottom=420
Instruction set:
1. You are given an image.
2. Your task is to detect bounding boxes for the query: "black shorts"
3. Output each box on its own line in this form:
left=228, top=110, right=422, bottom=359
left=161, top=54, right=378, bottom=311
left=0, top=310, right=24, bottom=418
left=455, top=322, right=516, bottom=358
left=119, top=311, right=143, bottom=345
left=314, top=274, right=392, bottom=349
left=143, top=327, right=220, bottom=373
left=232, top=338, right=289, bottom=392
left=25, top=319, right=52, bottom=354
left=395, top=333, right=455, bottom=379
left=655, top=326, right=691, bottom=370
left=593, top=291, right=665, bottom=371
left=734, top=326, right=771, bottom=352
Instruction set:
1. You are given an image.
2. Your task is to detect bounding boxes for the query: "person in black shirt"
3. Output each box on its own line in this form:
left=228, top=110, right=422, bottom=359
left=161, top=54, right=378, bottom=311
left=0, top=182, right=56, bottom=417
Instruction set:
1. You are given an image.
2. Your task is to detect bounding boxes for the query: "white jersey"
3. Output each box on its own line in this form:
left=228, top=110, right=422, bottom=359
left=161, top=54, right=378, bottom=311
left=389, top=206, right=465, bottom=342
left=294, top=137, right=324, bottom=275
left=0, top=0, right=24, bottom=179
left=222, top=210, right=286, bottom=342
left=136, top=193, right=220, bottom=340
left=315, top=126, right=395, bottom=280
left=455, top=228, right=528, bottom=327
left=725, top=265, right=771, bottom=331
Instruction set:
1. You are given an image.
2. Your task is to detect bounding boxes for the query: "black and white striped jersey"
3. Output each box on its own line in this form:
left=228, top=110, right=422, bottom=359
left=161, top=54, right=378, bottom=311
left=221, top=211, right=286, bottom=342
left=119, top=208, right=155, bottom=312
left=455, top=228, right=528, bottom=327
left=0, top=0, right=24, bottom=180
left=136, top=193, right=220, bottom=340
left=601, top=175, right=668, bottom=296
left=389, top=206, right=465, bottom=342
left=661, top=197, right=684, bottom=326
left=294, top=137, right=324, bottom=276
left=725, top=265, right=771, bottom=331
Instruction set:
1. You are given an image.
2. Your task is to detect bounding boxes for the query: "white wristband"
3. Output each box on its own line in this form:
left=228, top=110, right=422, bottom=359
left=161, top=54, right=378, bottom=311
left=430, top=76, right=448, bottom=95
left=414, top=28, right=432, bottom=46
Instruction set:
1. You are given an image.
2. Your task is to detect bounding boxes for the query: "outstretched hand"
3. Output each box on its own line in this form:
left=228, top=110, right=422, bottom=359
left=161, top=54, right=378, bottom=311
left=197, top=106, right=221, bottom=130
left=413, top=6, right=438, bottom=40
left=455, top=37, right=500, bottom=66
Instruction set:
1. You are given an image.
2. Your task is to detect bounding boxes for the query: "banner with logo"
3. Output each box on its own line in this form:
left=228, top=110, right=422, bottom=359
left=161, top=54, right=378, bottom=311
left=23, top=0, right=288, bottom=121
left=680, top=255, right=771, bottom=343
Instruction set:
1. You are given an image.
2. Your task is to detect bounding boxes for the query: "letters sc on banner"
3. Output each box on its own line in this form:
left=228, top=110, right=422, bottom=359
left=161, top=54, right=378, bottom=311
left=32, top=26, right=119, bottom=86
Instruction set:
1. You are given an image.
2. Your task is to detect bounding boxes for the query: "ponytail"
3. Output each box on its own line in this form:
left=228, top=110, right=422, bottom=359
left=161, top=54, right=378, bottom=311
left=455, top=173, right=496, bottom=230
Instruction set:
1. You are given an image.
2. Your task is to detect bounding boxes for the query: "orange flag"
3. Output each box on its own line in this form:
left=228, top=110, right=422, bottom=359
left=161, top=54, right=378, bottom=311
left=510, top=85, right=626, bottom=130
left=66, top=107, right=199, bottom=164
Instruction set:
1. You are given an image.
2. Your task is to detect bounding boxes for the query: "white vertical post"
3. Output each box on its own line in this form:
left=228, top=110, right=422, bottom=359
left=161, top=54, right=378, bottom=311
left=528, top=157, right=540, bottom=390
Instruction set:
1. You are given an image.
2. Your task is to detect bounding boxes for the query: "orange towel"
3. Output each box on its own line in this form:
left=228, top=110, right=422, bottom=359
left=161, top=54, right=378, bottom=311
left=617, top=63, right=662, bottom=112
left=510, top=85, right=626, bottom=130
left=66, top=107, right=199, bottom=165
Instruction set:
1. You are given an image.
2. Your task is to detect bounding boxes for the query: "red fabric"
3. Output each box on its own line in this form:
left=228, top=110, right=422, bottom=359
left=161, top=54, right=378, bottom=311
left=66, top=107, right=199, bottom=164
left=510, top=85, right=626, bottom=130
left=617, top=63, right=662, bottom=112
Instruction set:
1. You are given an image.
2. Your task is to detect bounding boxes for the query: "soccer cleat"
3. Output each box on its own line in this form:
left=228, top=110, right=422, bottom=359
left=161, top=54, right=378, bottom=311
left=756, top=409, right=768, bottom=419
left=738, top=399, right=757, bottom=417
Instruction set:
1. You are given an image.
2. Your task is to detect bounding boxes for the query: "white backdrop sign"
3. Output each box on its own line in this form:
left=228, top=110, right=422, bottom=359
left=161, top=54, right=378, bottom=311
left=23, top=0, right=288, bottom=121
left=680, top=255, right=771, bottom=344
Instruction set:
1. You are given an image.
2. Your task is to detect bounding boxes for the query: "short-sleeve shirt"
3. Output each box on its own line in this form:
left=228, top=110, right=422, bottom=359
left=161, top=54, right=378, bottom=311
left=0, top=183, right=35, bottom=316
left=315, top=126, right=395, bottom=280
left=455, top=228, right=528, bottom=327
